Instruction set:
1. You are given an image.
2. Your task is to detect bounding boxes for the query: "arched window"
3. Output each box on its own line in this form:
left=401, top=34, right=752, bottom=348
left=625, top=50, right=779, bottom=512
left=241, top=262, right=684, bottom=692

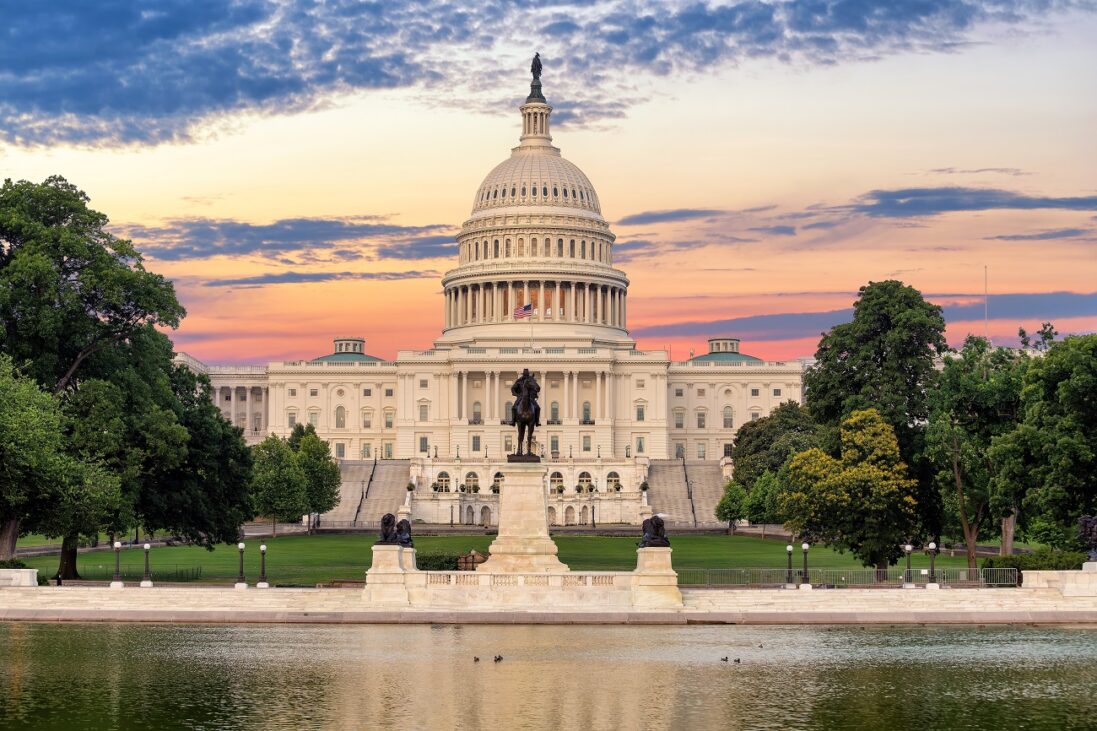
left=582, top=401, right=592, bottom=422
left=494, top=240, right=499, bottom=257
left=362, top=409, right=373, bottom=428
left=493, top=472, right=504, bottom=490
left=581, top=241, right=586, bottom=258
left=578, top=471, right=592, bottom=488
left=493, top=188, right=498, bottom=199
left=607, top=471, right=621, bottom=489
left=437, top=471, right=451, bottom=491
left=501, top=187, right=506, bottom=198
left=521, top=185, right=526, bottom=196
left=532, top=185, right=538, bottom=197
left=553, top=186, right=559, bottom=197
left=550, top=471, right=564, bottom=489
left=472, top=401, right=482, bottom=424
left=550, top=401, right=559, bottom=422
left=542, top=185, right=548, bottom=197
left=723, top=406, right=734, bottom=429
left=519, top=239, right=525, bottom=257
left=557, top=238, right=563, bottom=257
left=465, top=472, right=479, bottom=490
left=335, top=405, right=346, bottom=428
left=531, top=238, right=538, bottom=256
left=510, top=186, right=516, bottom=197
left=505, top=240, right=511, bottom=257
left=563, top=187, right=568, bottom=198
left=569, top=240, right=575, bottom=257
left=697, top=410, right=706, bottom=429
left=505, top=400, right=513, bottom=416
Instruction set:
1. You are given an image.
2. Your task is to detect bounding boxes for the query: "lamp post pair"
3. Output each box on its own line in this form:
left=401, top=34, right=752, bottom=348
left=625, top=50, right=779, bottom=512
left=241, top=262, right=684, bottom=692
left=109, top=541, right=156, bottom=588
left=786, top=542, right=810, bottom=589
left=902, top=541, right=940, bottom=589
left=234, top=543, right=269, bottom=589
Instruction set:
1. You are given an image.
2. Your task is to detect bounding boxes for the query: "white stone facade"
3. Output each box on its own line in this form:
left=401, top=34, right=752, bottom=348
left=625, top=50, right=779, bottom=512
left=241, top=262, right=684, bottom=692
left=177, top=77, right=803, bottom=524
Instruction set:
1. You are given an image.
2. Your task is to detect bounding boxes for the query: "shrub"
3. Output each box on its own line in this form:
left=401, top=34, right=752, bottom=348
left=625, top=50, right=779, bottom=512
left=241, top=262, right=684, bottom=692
left=0, top=559, right=28, bottom=569
left=983, top=548, right=1088, bottom=583
left=415, top=552, right=461, bottom=571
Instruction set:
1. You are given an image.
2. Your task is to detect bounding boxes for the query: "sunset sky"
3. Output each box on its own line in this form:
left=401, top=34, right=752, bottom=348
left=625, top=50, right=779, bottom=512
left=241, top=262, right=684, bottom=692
left=3, top=1, right=1095, bottom=364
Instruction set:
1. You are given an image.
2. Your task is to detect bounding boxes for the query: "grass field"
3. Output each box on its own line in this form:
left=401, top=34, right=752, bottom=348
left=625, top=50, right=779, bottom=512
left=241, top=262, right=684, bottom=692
left=18, top=533, right=972, bottom=585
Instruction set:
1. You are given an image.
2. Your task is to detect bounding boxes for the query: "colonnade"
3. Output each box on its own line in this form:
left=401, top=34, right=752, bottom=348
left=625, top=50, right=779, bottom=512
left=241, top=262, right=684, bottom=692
left=449, top=369, right=617, bottom=424
left=445, top=280, right=626, bottom=329
left=213, top=385, right=269, bottom=436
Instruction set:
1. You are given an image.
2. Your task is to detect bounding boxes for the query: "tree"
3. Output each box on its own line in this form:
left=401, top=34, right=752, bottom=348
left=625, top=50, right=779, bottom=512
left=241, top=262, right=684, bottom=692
left=803, top=280, right=947, bottom=538
left=730, top=402, right=817, bottom=491
left=781, top=409, right=919, bottom=572
left=250, top=435, right=308, bottom=536
left=715, top=481, right=747, bottom=532
left=926, top=336, right=1027, bottom=567
left=294, top=433, right=341, bottom=532
left=287, top=422, right=318, bottom=452
left=744, top=470, right=785, bottom=527
left=0, top=176, right=184, bottom=555
left=990, top=334, right=1097, bottom=548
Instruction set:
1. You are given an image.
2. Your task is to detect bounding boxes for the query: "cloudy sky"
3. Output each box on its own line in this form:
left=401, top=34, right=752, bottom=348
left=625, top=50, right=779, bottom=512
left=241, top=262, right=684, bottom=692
left=3, top=0, right=1095, bottom=363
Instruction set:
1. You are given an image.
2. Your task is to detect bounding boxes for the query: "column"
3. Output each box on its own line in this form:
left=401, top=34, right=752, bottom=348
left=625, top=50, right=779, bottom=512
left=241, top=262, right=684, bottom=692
left=621, top=292, right=627, bottom=330
left=572, top=371, right=580, bottom=419
left=589, top=284, right=596, bottom=324
left=595, top=372, right=602, bottom=419
left=508, top=281, right=515, bottom=320
left=568, top=282, right=575, bottom=322
left=450, top=371, right=458, bottom=421
left=539, top=281, right=546, bottom=321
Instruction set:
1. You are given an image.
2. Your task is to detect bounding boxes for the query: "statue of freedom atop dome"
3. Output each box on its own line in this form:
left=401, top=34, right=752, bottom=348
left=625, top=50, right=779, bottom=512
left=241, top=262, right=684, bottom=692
left=531, top=52, right=542, bottom=80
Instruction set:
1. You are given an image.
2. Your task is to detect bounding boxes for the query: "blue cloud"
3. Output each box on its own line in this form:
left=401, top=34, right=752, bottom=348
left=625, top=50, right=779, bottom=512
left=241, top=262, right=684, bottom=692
left=985, top=228, right=1090, bottom=241
left=748, top=225, right=797, bottom=236
left=203, top=270, right=439, bottom=287
left=119, top=217, right=452, bottom=260
left=375, top=235, right=459, bottom=260
left=4, top=1, right=1086, bottom=145
left=617, top=209, right=723, bottom=226
left=852, top=187, right=1097, bottom=217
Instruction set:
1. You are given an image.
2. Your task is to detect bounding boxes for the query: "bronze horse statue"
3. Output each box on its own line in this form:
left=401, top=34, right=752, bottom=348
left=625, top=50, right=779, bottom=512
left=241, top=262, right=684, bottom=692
left=511, top=369, right=540, bottom=456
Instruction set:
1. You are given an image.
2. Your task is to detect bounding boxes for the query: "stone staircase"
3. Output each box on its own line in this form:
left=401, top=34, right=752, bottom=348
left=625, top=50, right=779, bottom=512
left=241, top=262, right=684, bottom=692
left=356, top=460, right=411, bottom=525
left=320, top=460, right=373, bottom=525
left=645, top=460, right=695, bottom=527
left=684, top=461, right=728, bottom=527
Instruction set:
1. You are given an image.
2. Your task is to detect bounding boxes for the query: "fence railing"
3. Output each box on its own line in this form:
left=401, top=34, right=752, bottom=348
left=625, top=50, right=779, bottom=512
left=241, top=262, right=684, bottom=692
left=71, top=564, right=205, bottom=582
left=676, top=567, right=1018, bottom=588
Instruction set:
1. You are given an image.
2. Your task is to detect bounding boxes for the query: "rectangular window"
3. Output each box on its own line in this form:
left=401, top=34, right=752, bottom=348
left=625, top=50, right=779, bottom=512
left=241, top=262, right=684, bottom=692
left=636, top=405, right=645, bottom=422
left=363, top=388, right=372, bottom=397
left=385, top=388, right=394, bottom=397
left=550, top=436, right=559, bottom=453
left=224, top=392, right=231, bottom=402
left=697, top=443, right=707, bottom=459
left=418, top=404, right=428, bottom=422
left=724, top=443, right=733, bottom=458
left=697, top=412, right=706, bottom=428
left=308, top=412, right=318, bottom=427
left=751, top=413, right=760, bottom=421
left=751, top=388, right=760, bottom=397
left=697, top=388, right=705, bottom=397
left=384, top=413, right=394, bottom=429
left=361, top=444, right=372, bottom=459
left=582, top=435, right=591, bottom=452
left=335, top=443, right=345, bottom=459
left=309, top=388, right=318, bottom=397
left=472, top=435, right=481, bottom=452
left=674, top=412, right=684, bottom=429
left=420, top=379, right=428, bottom=389
left=636, top=436, right=646, bottom=454
left=773, top=388, right=782, bottom=397
left=636, top=379, right=645, bottom=388
left=288, top=388, right=296, bottom=397
left=419, top=436, right=429, bottom=453
left=287, top=412, right=297, bottom=428
left=674, top=388, right=683, bottom=397
left=384, top=443, right=393, bottom=459
left=504, top=436, right=514, bottom=453
left=362, top=414, right=372, bottom=428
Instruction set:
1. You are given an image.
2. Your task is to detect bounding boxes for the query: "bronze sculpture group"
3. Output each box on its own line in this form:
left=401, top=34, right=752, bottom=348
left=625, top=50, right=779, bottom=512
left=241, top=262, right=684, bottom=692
left=376, top=513, right=414, bottom=548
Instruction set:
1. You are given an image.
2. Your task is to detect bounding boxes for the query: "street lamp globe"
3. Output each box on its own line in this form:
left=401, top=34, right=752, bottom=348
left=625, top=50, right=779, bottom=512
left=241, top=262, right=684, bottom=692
left=801, top=542, right=810, bottom=552
left=928, top=542, right=937, bottom=551
left=238, top=542, right=246, bottom=550
left=904, top=544, right=913, bottom=553
left=786, top=545, right=793, bottom=553
left=113, top=541, right=121, bottom=549
left=143, top=543, right=151, bottom=551
left=260, top=544, right=267, bottom=553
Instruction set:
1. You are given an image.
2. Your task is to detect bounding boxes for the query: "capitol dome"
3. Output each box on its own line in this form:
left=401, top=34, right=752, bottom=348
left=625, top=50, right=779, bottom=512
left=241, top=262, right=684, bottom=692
left=438, top=72, right=631, bottom=346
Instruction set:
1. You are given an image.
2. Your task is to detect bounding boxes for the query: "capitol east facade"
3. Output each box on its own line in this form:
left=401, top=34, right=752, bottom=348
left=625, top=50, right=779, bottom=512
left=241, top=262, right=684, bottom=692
left=177, top=75, right=804, bottom=527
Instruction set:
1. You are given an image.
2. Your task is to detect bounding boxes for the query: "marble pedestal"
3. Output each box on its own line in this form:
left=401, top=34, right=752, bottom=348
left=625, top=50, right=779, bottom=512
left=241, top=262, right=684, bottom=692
left=478, top=461, right=568, bottom=573
left=365, top=545, right=418, bottom=605
left=631, top=548, right=683, bottom=608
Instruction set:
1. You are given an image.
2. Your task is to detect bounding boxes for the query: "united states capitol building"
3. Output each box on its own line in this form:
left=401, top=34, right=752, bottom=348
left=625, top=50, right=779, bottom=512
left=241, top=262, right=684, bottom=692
left=177, top=73, right=804, bottom=527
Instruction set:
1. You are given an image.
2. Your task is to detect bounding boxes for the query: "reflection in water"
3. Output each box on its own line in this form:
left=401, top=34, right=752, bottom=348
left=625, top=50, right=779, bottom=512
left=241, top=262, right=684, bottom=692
left=1, top=622, right=1096, bottom=730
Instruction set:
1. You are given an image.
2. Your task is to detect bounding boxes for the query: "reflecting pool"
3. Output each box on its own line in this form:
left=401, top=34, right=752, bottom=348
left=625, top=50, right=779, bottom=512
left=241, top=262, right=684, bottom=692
left=2, top=623, right=1096, bottom=730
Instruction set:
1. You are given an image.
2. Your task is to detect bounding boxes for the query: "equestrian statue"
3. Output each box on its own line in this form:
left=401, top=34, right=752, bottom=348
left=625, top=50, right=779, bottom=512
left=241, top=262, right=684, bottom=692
left=510, top=368, right=541, bottom=458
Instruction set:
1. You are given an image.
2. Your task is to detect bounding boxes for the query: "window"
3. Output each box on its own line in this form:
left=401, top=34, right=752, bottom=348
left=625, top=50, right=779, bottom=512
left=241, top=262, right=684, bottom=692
left=697, top=388, right=706, bottom=397
left=636, top=379, right=645, bottom=388
left=384, top=411, right=394, bottom=429
left=773, top=388, right=782, bottom=397
left=550, top=435, right=559, bottom=453
left=361, top=444, right=372, bottom=459
left=363, top=388, right=372, bottom=397
left=308, top=412, right=318, bottom=427
left=288, top=388, right=297, bottom=397
left=578, top=471, right=592, bottom=487
left=309, top=389, right=318, bottom=397
left=550, top=401, right=559, bottom=422
left=636, top=436, right=646, bottom=454
left=674, top=388, right=684, bottom=397
left=751, top=388, right=760, bottom=397
left=582, top=435, right=591, bottom=452
left=504, top=435, right=513, bottom=452
left=472, top=435, right=481, bottom=452
left=723, top=406, right=734, bottom=429
left=582, top=401, right=591, bottom=422
left=724, top=443, right=734, bottom=458
left=335, top=406, right=346, bottom=429
left=385, top=388, right=394, bottom=397
left=636, top=404, right=645, bottom=422
left=751, top=413, right=761, bottom=422
left=697, top=411, right=706, bottom=429
left=437, top=471, right=450, bottom=491
left=697, top=443, right=707, bottom=459
left=472, top=401, right=482, bottom=424
left=419, top=404, right=429, bottom=422
left=493, top=472, right=504, bottom=490
left=335, top=443, right=345, bottom=459
left=362, top=411, right=372, bottom=428
left=675, top=443, right=685, bottom=458
left=607, top=472, right=620, bottom=489
left=384, top=443, right=393, bottom=458
left=287, top=412, right=297, bottom=428
left=419, top=436, right=429, bottom=453
left=420, top=379, right=428, bottom=389
left=674, top=411, right=684, bottom=429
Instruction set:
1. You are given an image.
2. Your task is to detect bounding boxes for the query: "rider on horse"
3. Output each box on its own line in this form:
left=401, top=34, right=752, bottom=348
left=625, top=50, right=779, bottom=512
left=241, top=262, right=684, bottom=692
left=510, top=369, right=541, bottom=426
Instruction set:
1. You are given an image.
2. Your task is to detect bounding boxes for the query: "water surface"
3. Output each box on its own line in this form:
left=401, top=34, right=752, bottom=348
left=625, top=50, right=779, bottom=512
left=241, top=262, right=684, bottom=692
left=2, top=623, right=1095, bottom=730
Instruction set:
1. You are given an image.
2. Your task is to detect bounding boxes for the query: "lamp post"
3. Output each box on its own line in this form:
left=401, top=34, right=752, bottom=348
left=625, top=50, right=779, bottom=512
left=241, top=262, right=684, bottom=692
left=235, top=542, right=247, bottom=589
left=258, top=544, right=269, bottom=589
left=903, top=544, right=914, bottom=588
left=927, top=541, right=940, bottom=589
left=800, top=542, right=811, bottom=590
left=141, top=543, right=153, bottom=588
left=785, top=544, right=794, bottom=588
left=110, top=541, right=124, bottom=589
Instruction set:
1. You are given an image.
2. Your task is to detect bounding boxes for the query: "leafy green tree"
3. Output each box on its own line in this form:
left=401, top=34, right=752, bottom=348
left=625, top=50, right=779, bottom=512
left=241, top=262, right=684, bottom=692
left=251, top=435, right=308, bottom=536
left=781, top=409, right=919, bottom=571
left=744, top=470, right=785, bottom=527
left=287, top=422, right=318, bottom=452
left=803, top=280, right=947, bottom=537
left=926, top=336, right=1027, bottom=567
left=0, top=176, right=184, bottom=554
left=714, top=481, right=747, bottom=532
left=36, top=459, right=122, bottom=580
left=730, top=402, right=817, bottom=491
left=294, top=433, right=341, bottom=532
left=990, top=334, right=1097, bottom=548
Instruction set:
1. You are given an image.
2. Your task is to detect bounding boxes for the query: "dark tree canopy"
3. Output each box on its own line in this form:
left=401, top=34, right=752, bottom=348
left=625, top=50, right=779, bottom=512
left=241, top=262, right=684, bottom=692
left=731, top=402, right=817, bottom=491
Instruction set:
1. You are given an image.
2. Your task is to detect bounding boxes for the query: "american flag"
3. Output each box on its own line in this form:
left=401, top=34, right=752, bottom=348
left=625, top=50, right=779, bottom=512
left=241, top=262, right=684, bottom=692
left=514, top=303, right=533, bottom=319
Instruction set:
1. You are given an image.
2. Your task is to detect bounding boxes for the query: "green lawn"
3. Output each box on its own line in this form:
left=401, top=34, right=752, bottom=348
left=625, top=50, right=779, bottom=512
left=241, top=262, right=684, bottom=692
left=19, top=533, right=971, bottom=586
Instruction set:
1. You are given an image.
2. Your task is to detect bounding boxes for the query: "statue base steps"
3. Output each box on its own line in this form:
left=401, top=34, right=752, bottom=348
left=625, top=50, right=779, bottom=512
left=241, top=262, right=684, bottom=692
left=478, top=461, right=568, bottom=574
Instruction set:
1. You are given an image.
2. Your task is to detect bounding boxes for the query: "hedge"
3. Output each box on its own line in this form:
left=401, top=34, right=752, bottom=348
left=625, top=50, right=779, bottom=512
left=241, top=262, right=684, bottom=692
left=982, top=548, right=1088, bottom=583
left=414, top=552, right=461, bottom=571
